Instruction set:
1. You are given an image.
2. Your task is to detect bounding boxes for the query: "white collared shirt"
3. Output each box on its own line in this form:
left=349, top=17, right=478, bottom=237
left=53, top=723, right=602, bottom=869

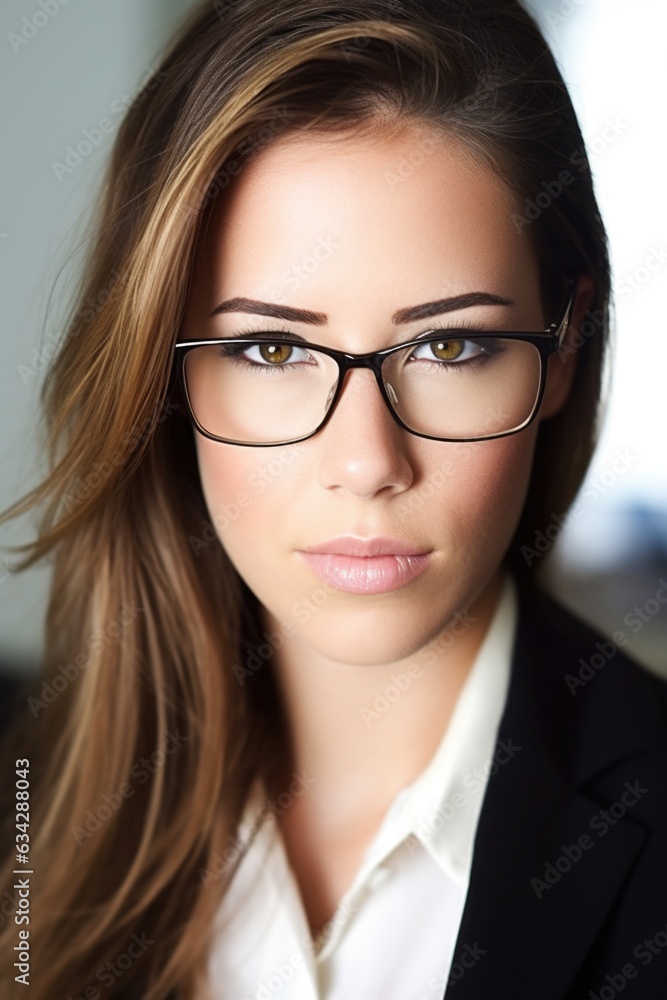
left=206, top=572, right=518, bottom=999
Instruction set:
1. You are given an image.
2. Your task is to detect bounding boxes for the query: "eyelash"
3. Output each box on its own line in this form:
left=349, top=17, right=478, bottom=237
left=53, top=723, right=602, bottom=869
left=231, top=323, right=297, bottom=339
left=229, top=319, right=479, bottom=341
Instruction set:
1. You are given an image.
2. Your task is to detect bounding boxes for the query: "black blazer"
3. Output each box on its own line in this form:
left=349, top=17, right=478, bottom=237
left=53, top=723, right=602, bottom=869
left=1, top=579, right=666, bottom=999
left=445, top=578, right=667, bottom=1000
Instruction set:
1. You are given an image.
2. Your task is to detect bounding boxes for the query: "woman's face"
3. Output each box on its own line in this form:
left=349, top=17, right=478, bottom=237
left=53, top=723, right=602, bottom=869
left=180, top=121, right=574, bottom=666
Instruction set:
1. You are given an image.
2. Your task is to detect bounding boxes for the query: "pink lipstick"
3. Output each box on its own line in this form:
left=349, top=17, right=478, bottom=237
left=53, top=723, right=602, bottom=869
left=298, top=536, right=432, bottom=595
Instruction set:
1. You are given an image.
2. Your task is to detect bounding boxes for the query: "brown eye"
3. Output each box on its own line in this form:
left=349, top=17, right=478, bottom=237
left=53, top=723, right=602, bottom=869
left=430, top=339, right=465, bottom=362
left=259, top=343, right=294, bottom=364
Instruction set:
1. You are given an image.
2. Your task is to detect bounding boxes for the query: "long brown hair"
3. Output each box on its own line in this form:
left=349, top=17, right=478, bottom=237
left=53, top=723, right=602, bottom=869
left=0, top=1, right=611, bottom=996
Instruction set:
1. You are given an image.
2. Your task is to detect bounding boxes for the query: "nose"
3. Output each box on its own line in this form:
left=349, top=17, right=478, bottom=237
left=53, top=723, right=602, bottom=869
left=315, top=366, right=415, bottom=497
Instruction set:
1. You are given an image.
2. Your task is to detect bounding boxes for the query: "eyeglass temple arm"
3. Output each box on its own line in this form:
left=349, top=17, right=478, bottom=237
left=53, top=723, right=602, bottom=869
left=553, top=277, right=578, bottom=350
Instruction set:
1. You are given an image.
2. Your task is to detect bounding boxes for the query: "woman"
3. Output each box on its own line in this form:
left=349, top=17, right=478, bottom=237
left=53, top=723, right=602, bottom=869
left=0, top=1, right=666, bottom=998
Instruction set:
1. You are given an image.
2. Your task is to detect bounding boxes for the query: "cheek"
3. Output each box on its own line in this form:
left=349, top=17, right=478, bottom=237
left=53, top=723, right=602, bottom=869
left=193, top=434, right=303, bottom=554
left=195, top=435, right=253, bottom=522
left=428, top=428, right=538, bottom=565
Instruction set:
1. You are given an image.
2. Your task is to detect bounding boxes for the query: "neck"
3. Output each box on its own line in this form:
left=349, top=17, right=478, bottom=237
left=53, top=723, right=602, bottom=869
left=260, top=568, right=505, bottom=828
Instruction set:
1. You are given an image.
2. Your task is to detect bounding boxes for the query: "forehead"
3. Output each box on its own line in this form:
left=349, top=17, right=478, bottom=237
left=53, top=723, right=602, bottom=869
left=191, top=121, right=539, bottom=313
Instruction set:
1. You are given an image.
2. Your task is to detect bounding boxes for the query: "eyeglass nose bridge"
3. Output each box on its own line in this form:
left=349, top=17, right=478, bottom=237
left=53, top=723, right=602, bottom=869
left=324, top=351, right=401, bottom=426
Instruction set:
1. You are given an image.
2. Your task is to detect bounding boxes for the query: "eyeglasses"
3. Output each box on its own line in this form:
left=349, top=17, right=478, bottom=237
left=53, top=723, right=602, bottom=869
left=173, top=279, right=577, bottom=447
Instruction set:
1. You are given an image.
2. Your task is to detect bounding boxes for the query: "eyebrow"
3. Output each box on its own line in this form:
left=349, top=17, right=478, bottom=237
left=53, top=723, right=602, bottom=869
left=208, top=291, right=514, bottom=326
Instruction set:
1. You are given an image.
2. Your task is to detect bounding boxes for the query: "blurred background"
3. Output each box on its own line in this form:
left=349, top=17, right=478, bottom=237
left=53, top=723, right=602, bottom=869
left=0, top=0, right=665, bottom=686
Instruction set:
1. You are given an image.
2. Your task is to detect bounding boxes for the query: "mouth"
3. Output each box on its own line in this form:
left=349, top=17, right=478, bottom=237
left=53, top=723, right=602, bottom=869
left=297, top=537, right=432, bottom=594
left=300, top=535, right=431, bottom=557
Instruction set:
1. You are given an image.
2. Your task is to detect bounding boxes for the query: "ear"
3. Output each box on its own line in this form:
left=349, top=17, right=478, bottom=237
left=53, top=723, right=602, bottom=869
left=537, top=271, right=596, bottom=422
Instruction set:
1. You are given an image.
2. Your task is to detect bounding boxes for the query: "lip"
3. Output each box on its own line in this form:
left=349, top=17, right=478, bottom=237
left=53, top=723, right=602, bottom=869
left=300, top=535, right=431, bottom=557
left=297, top=537, right=433, bottom=595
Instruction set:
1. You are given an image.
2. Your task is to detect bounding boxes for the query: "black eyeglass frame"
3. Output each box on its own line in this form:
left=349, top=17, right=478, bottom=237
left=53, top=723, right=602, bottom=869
left=173, top=278, right=578, bottom=447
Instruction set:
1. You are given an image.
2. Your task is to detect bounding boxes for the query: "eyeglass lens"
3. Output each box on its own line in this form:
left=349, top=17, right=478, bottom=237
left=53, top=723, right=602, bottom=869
left=183, top=336, right=543, bottom=444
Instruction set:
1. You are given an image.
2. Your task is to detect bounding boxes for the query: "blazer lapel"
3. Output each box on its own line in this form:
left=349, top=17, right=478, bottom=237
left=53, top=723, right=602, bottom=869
left=445, top=579, right=665, bottom=999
